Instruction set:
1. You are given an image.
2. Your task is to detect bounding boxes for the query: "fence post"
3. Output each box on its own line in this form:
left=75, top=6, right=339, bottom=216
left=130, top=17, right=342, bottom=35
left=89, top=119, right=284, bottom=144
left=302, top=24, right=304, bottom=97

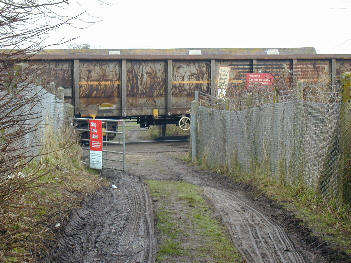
left=191, top=91, right=199, bottom=162
left=340, top=72, right=351, bottom=202
left=297, top=81, right=304, bottom=101
left=123, top=120, right=126, bottom=172
left=273, top=88, right=279, bottom=103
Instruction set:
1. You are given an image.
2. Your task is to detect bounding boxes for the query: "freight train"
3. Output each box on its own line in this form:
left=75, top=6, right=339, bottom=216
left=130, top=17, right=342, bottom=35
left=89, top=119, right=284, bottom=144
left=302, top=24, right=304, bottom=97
left=26, top=48, right=351, bottom=129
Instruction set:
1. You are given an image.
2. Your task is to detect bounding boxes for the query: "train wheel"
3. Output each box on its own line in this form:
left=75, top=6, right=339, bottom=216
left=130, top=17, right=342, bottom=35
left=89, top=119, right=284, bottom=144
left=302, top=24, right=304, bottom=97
left=179, top=116, right=191, bottom=131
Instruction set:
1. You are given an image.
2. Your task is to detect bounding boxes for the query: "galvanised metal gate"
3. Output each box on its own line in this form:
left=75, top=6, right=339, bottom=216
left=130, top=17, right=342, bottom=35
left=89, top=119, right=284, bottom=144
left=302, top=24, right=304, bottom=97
left=74, top=118, right=128, bottom=171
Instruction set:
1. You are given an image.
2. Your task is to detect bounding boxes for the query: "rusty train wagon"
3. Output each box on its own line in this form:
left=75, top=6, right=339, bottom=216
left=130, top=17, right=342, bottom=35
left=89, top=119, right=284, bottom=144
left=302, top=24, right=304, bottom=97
left=30, top=48, right=351, bottom=127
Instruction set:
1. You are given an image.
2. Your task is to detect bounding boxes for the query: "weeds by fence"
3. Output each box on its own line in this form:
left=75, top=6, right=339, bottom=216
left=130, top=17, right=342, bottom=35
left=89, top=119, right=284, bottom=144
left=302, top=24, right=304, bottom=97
left=0, top=123, right=106, bottom=262
left=0, top=84, right=69, bottom=206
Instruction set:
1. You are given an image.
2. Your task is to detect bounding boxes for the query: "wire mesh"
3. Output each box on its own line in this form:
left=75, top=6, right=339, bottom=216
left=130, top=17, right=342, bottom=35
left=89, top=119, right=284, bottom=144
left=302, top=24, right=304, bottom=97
left=194, top=74, right=347, bottom=200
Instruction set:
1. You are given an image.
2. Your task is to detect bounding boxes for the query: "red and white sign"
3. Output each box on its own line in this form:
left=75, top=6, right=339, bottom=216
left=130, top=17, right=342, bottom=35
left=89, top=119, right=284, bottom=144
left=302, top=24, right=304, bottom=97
left=89, top=120, right=103, bottom=170
left=89, top=120, right=103, bottom=151
left=246, top=73, right=274, bottom=89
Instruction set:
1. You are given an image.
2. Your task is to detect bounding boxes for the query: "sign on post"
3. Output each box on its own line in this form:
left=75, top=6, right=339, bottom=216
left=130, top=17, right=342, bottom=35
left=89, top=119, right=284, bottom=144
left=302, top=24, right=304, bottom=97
left=246, top=73, right=274, bottom=89
left=89, top=120, right=103, bottom=170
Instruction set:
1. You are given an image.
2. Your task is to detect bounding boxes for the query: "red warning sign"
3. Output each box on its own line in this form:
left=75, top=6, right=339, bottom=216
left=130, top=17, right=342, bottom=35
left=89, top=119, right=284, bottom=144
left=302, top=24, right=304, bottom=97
left=89, top=120, right=103, bottom=151
left=246, top=73, right=274, bottom=89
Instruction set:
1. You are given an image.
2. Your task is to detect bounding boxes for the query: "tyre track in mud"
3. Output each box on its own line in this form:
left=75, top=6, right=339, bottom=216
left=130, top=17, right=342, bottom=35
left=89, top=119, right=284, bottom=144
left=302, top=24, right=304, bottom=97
left=203, top=187, right=305, bottom=263
left=123, top=141, right=330, bottom=262
left=46, top=170, right=155, bottom=263
left=48, top=139, right=349, bottom=262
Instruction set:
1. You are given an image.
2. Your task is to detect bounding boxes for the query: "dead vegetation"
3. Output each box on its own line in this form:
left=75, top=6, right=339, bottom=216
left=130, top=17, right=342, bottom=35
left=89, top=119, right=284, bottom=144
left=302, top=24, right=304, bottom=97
left=0, top=0, right=100, bottom=207
left=0, top=126, right=107, bottom=262
left=0, top=1, right=110, bottom=261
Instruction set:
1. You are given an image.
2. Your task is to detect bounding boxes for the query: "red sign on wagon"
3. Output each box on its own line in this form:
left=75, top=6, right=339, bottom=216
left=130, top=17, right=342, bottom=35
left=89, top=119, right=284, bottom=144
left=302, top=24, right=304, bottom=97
left=89, top=120, right=103, bottom=151
left=246, top=73, right=274, bottom=89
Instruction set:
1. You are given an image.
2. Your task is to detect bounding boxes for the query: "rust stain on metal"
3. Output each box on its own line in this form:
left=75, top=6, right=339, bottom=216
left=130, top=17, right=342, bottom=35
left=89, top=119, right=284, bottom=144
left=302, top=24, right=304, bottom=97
left=79, top=61, right=120, bottom=98
left=172, top=61, right=210, bottom=112
left=294, top=60, right=331, bottom=103
left=294, top=60, right=330, bottom=84
left=216, top=61, right=251, bottom=99
left=215, top=60, right=292, bottom=103
left=126, top=61, right=166, bottom=115
left=172, top=61, right=210, bottom=95
left=79, top=61, right=121, bottom=116
left=255, top=60, right=292, bottom=92
left=29, top=61, right=72, bottom=90
left=29, top=56, right=350, bottom=118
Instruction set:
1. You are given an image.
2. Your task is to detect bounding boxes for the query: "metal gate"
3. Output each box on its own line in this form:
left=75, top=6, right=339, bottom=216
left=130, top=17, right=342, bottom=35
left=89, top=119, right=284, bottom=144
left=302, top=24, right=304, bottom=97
left=74, top=118, right=128, bottom=171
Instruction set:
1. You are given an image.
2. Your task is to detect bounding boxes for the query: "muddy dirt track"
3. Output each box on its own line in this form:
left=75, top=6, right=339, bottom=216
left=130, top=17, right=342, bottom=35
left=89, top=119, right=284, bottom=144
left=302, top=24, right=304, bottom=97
left=46, top=171, right=155, bottom=263
left=46, top=131, right=351, bottom=262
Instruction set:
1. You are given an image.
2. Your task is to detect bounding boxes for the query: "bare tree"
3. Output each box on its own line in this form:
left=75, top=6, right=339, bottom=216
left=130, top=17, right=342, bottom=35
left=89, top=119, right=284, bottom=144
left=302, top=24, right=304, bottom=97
left=0, top=0, right=103, bottom=205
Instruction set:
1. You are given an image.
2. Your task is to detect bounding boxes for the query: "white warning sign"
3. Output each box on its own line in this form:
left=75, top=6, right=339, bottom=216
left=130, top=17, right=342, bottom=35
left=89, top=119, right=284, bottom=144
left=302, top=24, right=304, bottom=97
left=217, top=66, right=230, bottom=99
left=90, top=150, right=102, bottom=170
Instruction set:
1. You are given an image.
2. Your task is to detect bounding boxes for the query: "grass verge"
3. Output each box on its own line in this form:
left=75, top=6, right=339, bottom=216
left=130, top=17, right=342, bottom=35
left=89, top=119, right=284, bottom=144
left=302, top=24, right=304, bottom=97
left=147, top=180, right=243, bottom=263
left=0, top=126, right=107, bottom=262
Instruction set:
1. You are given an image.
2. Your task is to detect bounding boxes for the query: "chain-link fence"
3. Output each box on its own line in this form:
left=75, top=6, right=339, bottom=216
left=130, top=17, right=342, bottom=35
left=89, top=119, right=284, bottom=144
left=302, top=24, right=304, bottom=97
left=4, top=84, right=71, bottom=162
left=22, top=85, right=65, bottom=156
left=21, top=85, right=69, bottom=157
left=0, top=83, right=73, bottom=186
left=192, top=76, right=351, bottom=202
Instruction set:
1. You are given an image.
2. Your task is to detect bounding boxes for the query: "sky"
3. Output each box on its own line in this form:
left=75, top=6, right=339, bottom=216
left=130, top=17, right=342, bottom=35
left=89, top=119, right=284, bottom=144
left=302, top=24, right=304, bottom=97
left=54, top=0, right=351, bottom=54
